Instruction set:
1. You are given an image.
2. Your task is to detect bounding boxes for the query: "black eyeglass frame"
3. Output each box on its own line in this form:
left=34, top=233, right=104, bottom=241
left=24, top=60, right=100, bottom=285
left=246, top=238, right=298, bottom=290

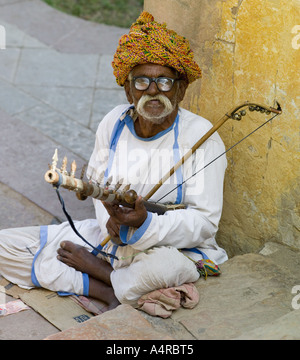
left=131, top=76, right=180, bottom=92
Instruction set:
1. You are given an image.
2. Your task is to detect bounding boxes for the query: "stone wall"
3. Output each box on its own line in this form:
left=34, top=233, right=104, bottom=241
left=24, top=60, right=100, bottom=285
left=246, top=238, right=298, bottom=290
left=144, top=0, right=300, bottom=256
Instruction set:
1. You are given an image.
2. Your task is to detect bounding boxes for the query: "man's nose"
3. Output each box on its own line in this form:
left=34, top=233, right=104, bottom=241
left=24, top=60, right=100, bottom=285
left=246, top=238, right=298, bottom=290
left=146, top=80, right=160, bottom=96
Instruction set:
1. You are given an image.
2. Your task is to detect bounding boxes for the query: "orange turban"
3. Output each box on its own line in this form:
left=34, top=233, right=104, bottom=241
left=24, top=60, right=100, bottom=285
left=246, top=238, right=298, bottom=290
left=112, top=11, right=202, bottom=86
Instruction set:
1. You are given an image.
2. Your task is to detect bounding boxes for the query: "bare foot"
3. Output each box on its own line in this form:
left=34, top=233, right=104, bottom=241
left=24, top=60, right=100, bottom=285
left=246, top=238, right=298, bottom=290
left=57, top=241, right=112, bottom=285
left=88, top=277, right=120, bottom=309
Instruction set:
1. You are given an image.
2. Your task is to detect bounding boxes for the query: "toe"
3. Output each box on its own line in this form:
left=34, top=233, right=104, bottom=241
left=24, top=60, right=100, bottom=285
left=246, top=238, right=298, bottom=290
left=60, top=241, right=66, bottom=249
left=60, top=240, right=75, bottom=251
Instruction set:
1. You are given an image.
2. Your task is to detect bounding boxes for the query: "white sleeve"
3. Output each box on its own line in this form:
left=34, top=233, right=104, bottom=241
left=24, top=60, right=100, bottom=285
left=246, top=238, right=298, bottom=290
left=118, top=135, right=227, bottom=252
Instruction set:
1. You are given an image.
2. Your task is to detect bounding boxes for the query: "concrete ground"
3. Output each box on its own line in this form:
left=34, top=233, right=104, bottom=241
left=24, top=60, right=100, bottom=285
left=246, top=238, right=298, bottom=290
left=0, top=0, right=300, bottom=341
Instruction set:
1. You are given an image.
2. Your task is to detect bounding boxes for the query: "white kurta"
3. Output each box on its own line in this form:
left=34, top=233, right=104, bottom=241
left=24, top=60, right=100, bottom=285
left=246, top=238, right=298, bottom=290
left=0, top=104, right=228, bottom=305
left=87, top=105, right=228, bottom=264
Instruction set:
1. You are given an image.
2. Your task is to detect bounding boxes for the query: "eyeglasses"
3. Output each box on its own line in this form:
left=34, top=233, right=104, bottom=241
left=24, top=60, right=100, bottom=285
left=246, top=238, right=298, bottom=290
left=131, top=76, right=179, bottom=92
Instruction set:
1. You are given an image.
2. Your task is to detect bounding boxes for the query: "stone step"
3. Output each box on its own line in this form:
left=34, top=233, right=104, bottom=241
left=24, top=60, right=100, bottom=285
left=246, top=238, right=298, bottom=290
left=45, top=304, right=174, bottom=340
left=45, top=249, right=300, bottom=340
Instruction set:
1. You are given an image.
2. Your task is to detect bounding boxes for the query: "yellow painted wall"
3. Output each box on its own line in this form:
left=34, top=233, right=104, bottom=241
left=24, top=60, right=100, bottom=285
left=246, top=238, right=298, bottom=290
left=144, top=0, right=300, bottom=256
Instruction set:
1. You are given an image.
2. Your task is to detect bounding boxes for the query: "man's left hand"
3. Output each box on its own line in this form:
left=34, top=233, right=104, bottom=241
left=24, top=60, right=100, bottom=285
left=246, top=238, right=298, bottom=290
left=102, top=196, right=148, bottom=229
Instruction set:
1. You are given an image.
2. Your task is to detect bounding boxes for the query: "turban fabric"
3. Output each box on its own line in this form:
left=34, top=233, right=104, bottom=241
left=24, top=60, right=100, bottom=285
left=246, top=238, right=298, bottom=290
left=112, top=11, right=202, bottom=86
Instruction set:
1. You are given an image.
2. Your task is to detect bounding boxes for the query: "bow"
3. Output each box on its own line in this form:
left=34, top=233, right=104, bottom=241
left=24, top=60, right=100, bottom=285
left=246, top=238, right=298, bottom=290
left=144, top=101, right=282, bottom=201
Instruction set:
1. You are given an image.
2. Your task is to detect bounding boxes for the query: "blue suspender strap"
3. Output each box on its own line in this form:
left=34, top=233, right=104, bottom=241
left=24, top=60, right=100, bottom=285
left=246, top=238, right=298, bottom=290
left=104, top=114, right=126, bottom=183
left=172, top=114, right=183, bottom=204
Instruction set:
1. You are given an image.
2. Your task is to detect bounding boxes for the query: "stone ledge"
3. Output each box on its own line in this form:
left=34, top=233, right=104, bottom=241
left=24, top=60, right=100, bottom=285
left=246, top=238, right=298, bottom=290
left=45, top=304, right=174, bottom=340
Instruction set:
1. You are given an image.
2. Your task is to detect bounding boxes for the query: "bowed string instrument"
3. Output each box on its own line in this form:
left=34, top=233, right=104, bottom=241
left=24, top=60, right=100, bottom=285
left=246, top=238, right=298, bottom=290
left=44, top=101, right=282, bottom=258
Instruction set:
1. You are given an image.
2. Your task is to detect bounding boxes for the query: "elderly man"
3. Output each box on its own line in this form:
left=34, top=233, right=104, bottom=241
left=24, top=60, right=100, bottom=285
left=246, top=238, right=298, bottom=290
left=0, top=12, right=227, bottom=312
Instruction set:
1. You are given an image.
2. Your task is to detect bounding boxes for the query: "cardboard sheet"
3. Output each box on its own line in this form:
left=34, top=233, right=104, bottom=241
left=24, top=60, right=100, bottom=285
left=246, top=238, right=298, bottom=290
left=0, top=276, right=29, bottom=299
left=20, top=289, right=92, bottom=331
left=0, top=276, right=93, bottom=331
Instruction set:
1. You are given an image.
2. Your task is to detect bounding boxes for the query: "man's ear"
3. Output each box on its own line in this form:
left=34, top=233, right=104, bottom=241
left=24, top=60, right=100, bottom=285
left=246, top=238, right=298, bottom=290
left=177, top=80, right=189, bottom=103
left=124, top=80, right=134, bottom=104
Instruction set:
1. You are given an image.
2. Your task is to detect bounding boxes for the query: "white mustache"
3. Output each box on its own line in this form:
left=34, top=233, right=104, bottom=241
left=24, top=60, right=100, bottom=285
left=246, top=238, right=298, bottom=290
left=136, top=94, right=174, bottom=124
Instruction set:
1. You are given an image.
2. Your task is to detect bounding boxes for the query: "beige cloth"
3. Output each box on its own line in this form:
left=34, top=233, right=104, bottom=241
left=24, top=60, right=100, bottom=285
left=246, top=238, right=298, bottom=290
left=137, top=282, right=199, bottom=318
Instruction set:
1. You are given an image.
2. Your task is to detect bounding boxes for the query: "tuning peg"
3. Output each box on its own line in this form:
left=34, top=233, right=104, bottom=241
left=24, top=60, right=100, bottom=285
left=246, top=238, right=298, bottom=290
left=51, top=149, right=58, bottom=171
left=114, top=178, right=124, bottom=191
left=122, top=184, right=131, bottom=192
left=80, top=164, right=87, bottom=180
left=105, top=176, right=113, bottom=188
left=97, top=170, right=105, bottom=184
left=70, top=160, right=77, bottom=178
left=61, top=156, right=68, bottom=175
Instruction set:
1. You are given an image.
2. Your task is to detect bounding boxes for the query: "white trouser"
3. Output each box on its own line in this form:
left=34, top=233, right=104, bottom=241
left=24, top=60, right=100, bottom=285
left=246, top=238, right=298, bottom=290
left=0, top=226, right=39, bottom=289
left=0, top=221, right=199, bottom=305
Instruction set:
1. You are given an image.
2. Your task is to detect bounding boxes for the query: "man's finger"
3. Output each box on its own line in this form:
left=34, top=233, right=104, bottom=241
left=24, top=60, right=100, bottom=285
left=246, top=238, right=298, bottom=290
left=107, top=223, right=118, bottom=238
left=135, top=196, right=146, bottom=211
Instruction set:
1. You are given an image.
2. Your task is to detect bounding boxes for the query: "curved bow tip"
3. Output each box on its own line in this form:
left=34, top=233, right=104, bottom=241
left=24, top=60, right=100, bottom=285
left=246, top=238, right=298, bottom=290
left=271, top=101, right=282, bottom=114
